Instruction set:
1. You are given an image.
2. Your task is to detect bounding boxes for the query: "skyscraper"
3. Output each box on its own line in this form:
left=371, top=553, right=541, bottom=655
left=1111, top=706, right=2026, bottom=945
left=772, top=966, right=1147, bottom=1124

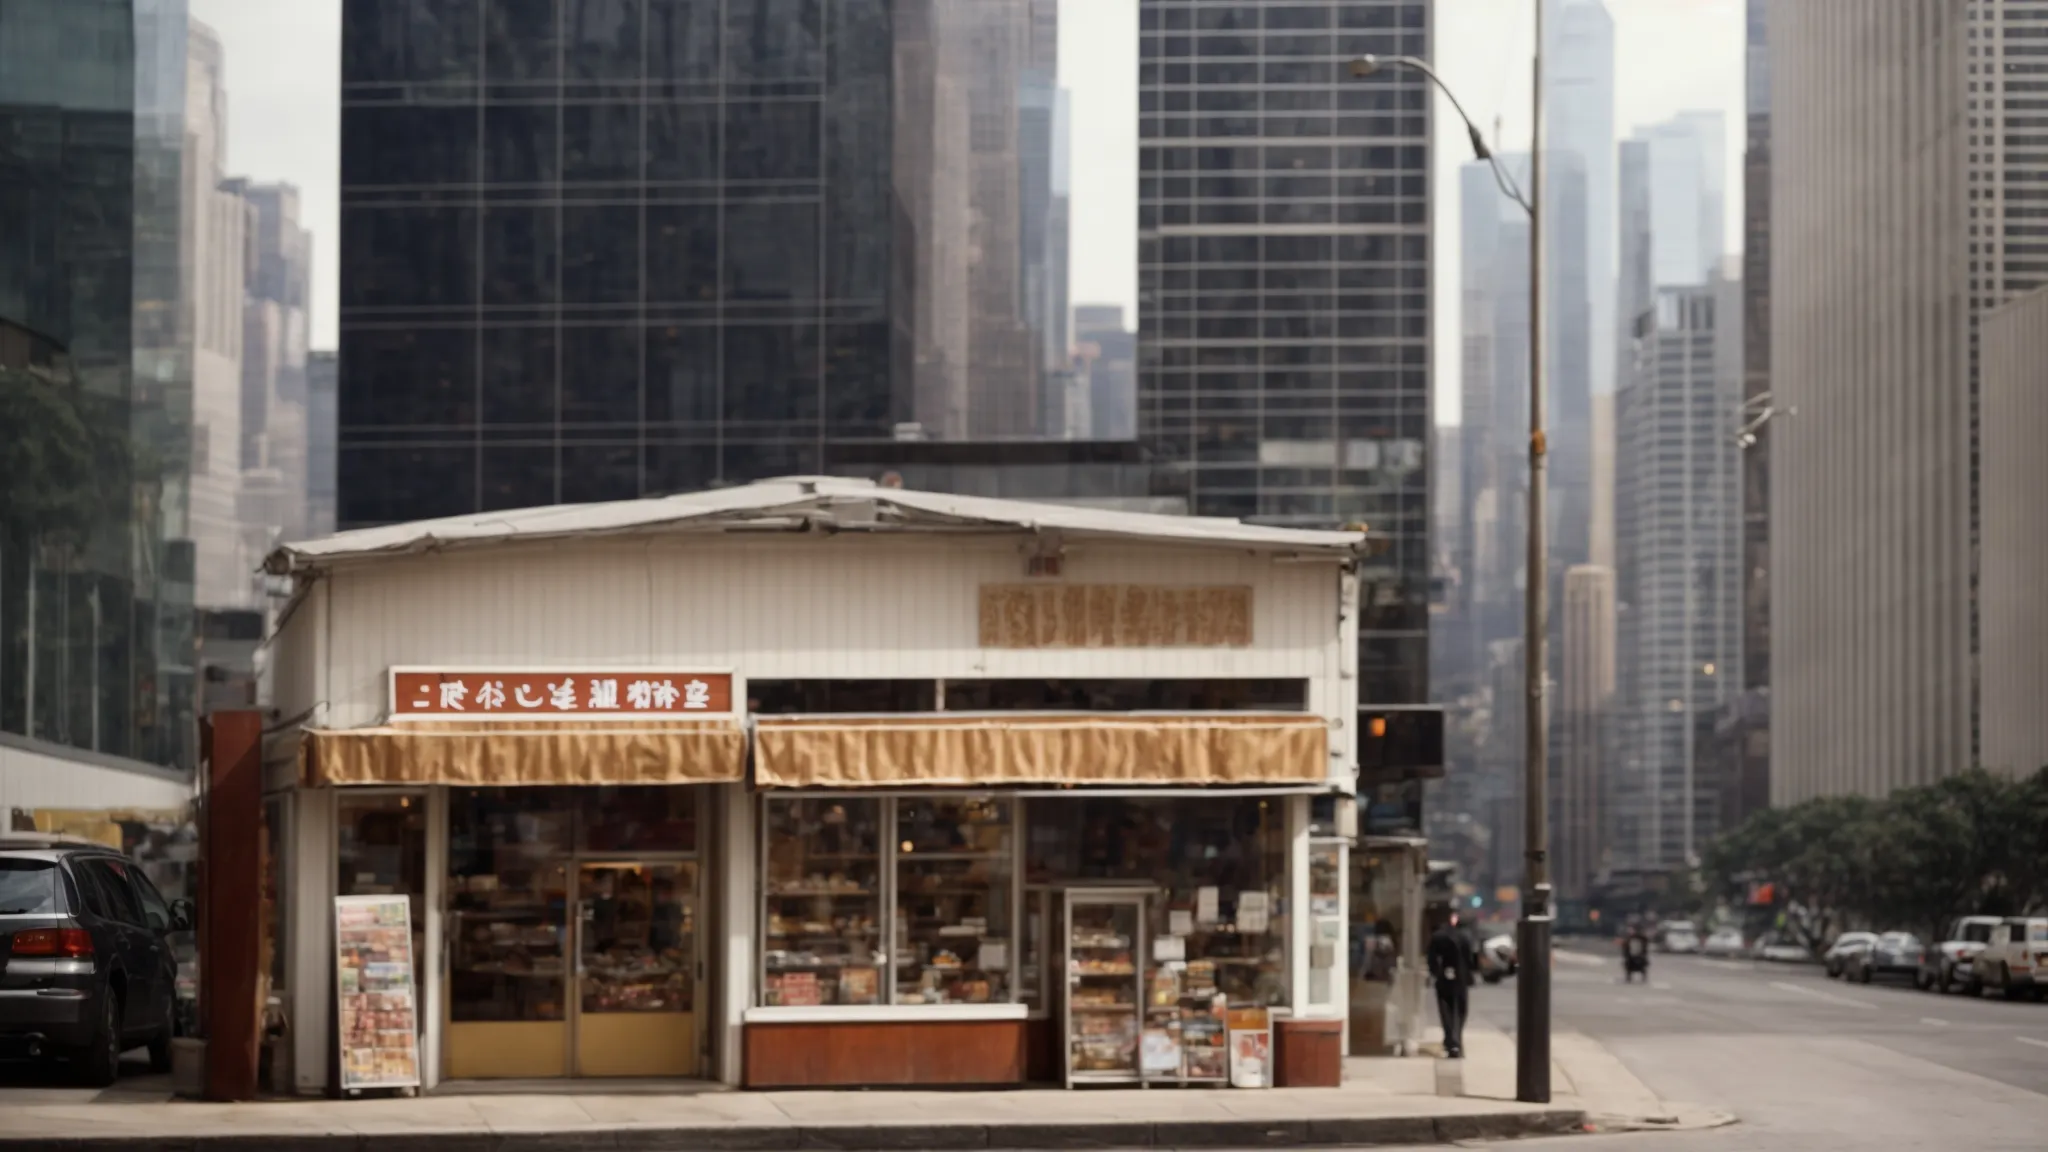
left=1557, top=563, right=1615, bottom=904
left=306, top=350, right=338, bottom=538
left=1549, top=1, right=1615, bottom=400
left=1629, top=113, right=1725, bottom=290
left=0, top=0, right=142, bottom=756
left=183, top=18, right=250, bottom=610
left=337, top=0, right=1075, bottom=530
left=1980, top=286, right=2048, bottom=776
left=1616, top=277, right=1741, bottom=869
left=235, top=182, right=314, bottom=562
left=1136, top=0, right=1434, bottom=704
left=1073, top=304, right=1134, bottom=442
left=1740, top=0, right=1770, bottom=698
left=1767, top=1, right=2048, bottom=801
left=1453, top=160, right=1529, bottom=688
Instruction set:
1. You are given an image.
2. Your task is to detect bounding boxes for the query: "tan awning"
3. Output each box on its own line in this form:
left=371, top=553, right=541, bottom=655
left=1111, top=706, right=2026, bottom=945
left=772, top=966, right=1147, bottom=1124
left=753, top=713, right=1330, bottom=789
left=301, top=720, right=747, bottom=787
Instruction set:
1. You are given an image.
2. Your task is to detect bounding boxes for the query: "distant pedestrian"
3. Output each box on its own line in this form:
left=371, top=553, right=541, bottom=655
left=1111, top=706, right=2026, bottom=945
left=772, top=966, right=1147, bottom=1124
left=1621, top=924, right=1651, bottom=983
left=1427, top=913, right=1477, bottom=1058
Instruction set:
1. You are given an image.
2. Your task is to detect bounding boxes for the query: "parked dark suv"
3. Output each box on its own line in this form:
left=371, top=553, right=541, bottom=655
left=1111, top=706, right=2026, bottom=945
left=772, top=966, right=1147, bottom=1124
left=0, top=834, right=190, bottom=1085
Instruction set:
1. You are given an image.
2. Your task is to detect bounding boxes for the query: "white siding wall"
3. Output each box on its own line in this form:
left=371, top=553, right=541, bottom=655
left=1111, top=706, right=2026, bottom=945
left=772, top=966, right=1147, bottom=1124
left=306, top=536, right=1356, bottom=778
left=0, top=736, right=196, bottom=814
left=270, top=586, right=320, bottom=723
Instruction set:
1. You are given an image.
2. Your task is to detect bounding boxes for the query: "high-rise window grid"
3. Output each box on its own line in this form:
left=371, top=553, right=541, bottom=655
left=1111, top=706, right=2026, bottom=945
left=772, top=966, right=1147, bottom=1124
left=1136, top=0, right=1432, bottom=705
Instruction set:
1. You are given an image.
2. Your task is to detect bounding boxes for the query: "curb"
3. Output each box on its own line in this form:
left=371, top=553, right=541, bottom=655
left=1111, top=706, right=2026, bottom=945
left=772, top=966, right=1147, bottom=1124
left=1589, top=1104, right=1739, bottom=1135
left=0, top=1109, right=1592, bottom=1152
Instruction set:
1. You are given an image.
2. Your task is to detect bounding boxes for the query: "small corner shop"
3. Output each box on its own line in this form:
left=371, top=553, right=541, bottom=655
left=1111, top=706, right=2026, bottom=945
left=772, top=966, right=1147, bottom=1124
left=255, top=478, right=1382, bottom=1092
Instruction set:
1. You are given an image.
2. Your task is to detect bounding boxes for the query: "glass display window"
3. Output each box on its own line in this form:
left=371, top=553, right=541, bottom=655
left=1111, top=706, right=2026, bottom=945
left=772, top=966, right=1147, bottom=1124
left=894, top=797, right=1012, bottom=1005
left=1065, top=896, right=1142, bottom=1084
left=1028, top=796, right=1290, bottom=1010
left=448, top=787, right=572, bottom=1023
left=761, top=797, right=885, bottom=1006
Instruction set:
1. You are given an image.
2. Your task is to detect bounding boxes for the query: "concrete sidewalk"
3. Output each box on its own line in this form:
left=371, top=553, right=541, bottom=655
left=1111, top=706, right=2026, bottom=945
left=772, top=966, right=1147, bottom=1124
left=0, top=1021, right=1715, bottom=1150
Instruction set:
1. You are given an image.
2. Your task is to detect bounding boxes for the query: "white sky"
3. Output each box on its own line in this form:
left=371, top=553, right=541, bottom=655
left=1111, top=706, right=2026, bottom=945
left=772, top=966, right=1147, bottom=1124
left=192, top=0, right=1744, bottom=424
left=1060, top=0, right=1139, bottom=326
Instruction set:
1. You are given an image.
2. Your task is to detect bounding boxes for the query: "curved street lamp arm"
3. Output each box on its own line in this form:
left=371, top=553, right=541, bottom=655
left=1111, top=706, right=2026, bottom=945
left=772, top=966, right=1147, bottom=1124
left=1352, top=54, right=1533, bottom=218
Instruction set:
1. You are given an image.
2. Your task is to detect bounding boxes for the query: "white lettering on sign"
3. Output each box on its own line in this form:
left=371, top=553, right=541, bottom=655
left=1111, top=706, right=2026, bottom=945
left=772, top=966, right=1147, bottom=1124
left=392, top=669, right=735, bottom=718
left=548, top=679, right=579, bottom=710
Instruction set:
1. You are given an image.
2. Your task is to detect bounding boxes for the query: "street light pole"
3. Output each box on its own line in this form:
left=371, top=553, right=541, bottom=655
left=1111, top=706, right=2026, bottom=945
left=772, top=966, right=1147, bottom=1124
left=1516, top=0, right=1553, bottom=1108
left=1351, top=0, right=1550, bottom=1103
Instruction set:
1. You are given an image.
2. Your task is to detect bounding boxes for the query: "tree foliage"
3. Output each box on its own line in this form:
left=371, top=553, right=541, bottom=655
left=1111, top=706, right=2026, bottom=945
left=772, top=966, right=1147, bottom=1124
left=1699, top=768, right=2048, bottom=948
left=0, top=363, right=133, bottom=554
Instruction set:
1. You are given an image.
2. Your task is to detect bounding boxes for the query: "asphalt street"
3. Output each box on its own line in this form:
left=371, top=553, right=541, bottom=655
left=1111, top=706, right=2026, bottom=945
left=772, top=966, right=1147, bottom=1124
left=1455, top=943, right=2048, bottom=1151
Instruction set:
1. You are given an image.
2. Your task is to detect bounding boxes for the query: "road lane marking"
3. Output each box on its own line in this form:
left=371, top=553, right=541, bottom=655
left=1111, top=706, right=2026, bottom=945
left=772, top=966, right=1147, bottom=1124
left=1770, top=980, right=1877, bottom=1010
left=1921, top=1017, right=1949, bottom=1027
left=2016, top=1036, right=2048, bottom=1051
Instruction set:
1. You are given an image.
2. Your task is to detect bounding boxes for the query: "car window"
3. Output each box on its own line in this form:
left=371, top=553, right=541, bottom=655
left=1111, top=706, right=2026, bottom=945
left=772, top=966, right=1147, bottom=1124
left=0, top=860, right=59, bottom=915
left=2031, top=923, right=2048, bottom=944
left=78, top=859, right=144, bottom=926
left=66, top=860, right=115, bottom=919
left=1963, top=922, right=1994, bottom=943
left=130, top=867, right=172, bottom=931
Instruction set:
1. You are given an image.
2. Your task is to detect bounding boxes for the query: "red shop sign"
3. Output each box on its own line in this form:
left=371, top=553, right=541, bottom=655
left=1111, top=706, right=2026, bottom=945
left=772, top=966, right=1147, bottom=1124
left=389, top=668, right=738, bottom=719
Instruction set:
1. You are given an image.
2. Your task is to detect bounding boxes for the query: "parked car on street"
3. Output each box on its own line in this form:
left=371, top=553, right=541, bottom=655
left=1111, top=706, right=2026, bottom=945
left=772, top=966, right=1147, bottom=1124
left=1924, top=915, right=2003, bottom=995
left=1702, top=927, right=1747, bottom=958
left=1824, top=931, right=1879, bottom=979
left=1843, top=932, right=1927, bottom=984
left=0, top=833, right=190, bottom=1085
left=1971, top=917, right=2048, bottom=1000
left=1746, top=933, right=1812, bottom=963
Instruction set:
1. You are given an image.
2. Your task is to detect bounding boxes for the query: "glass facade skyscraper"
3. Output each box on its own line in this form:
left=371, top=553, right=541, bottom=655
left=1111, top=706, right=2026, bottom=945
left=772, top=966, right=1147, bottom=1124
left=338, top=0, right=1088, bottom=528
left=1135, top=0, right=1433, bottom=704
left=1, top=0, right=191, bottom=765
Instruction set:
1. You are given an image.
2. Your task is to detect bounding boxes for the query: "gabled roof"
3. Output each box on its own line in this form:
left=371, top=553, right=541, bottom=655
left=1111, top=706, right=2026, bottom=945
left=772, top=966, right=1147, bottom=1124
left=264, top=476, right=1365, bottom=575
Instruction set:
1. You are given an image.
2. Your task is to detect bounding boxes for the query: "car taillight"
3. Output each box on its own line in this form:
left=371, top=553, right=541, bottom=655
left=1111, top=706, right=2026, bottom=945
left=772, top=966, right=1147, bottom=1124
left=9, top=928, right=94, bottom=958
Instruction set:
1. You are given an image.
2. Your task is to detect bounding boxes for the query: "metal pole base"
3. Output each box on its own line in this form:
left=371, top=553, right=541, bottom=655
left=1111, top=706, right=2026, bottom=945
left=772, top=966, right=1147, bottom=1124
left=1515, top=914, right=1552, bottom=1103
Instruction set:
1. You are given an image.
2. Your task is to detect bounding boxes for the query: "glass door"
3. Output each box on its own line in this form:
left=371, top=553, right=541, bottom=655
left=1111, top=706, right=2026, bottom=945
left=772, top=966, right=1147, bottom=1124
left=572, top=861, right=699, bottom=1077
left=1064, top=893, right=1144, bottom=1086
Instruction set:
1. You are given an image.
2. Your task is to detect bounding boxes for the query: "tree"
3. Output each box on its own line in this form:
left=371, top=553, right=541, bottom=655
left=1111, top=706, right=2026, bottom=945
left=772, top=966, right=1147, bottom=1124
left=0, top=363, right=132, bottom=554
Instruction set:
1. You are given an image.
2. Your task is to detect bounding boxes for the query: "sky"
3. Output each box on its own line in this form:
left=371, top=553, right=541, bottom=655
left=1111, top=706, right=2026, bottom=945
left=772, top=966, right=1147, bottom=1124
left=191, top=0, right=1745, bottom=425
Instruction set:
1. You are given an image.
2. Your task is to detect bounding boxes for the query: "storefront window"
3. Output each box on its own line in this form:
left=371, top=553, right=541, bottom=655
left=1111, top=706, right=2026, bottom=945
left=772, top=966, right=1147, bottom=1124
left=895, top=797, right=1011, bottom=1004
left=578, top=786, right=696, bottom=853
left=1026, top=797, right=1290, bottom=1009
left=449, top=788, right=570, bottom=1022
left=762, top=798, right=884, bottom=1005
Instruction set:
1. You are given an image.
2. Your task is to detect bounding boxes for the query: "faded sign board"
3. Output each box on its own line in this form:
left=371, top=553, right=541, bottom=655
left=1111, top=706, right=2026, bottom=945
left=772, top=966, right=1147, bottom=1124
left=977, top=585, right=1252, bottom=649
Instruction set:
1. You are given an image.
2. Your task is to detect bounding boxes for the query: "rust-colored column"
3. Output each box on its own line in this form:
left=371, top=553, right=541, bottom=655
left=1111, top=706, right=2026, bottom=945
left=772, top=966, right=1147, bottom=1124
left=202, top=710, right=264, bottom=1101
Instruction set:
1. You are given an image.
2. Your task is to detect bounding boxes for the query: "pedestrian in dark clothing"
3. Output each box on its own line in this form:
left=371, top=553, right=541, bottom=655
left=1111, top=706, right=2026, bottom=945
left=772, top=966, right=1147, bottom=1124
left=1621, top=925, right=1651, bottom=983
left=1426, top=913, right=1477, bottom=1058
